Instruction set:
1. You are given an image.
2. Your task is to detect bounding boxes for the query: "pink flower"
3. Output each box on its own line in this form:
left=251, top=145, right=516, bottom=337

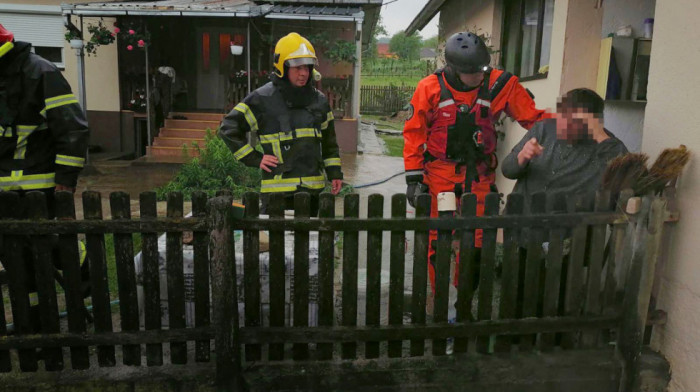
left=114, top=27, right=121, bottom=33
left=127, top=45, right=133, bottom=51
left=137, top=39, right=145, bottom=47
left=111, top=33, right=115, bottom=37
left=128, top=29, right=135, bottom=35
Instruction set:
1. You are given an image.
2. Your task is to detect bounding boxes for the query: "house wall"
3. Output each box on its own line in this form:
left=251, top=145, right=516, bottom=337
left=495, top=0, right=569, bottom=195
left=643, top=1, right=700, bottom=391
left=438, top=1, right=497, bottom=67
left=559, top=1, right=603, bottom=94
left=600, top=0, right=656, bottom=153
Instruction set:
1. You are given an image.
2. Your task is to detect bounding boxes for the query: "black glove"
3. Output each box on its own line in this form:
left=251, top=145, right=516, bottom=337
left=406, top=183, right=428, bottom=208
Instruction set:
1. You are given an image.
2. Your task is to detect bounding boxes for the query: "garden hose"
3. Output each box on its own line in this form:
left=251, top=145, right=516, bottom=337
left=350, top=170, right=406, bottom=189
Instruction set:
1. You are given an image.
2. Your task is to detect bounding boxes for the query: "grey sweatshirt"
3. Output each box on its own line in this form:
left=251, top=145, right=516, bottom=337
left=502, top=118, right=628, bottom=213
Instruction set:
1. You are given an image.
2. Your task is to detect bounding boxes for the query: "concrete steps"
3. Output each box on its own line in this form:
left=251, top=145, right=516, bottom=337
left=147, top=145, right=203, bottom=158
left=171, top=112, right=226, bottom=122
left=164, top=119, right=220, bottom=130
left=152, top=137, right=206, bottom=148
left=147, top=112, right=224, bottom=160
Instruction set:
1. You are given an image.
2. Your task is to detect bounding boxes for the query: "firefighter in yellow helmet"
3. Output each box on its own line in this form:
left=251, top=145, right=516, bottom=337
left=219, top=32, right=343, bottom=215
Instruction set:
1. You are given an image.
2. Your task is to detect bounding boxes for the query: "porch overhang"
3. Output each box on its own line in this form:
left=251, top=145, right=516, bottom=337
left=405, top=0, right=446, bottom=35
left=61, top=0, right=268, bottom=18
left=266, top=5, right=363, bottom=23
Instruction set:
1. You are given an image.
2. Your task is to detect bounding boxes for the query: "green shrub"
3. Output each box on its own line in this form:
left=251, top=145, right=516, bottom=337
left=156, top=130, right=261, bottom=200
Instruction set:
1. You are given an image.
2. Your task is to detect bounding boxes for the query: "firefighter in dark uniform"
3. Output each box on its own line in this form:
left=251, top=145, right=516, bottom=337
left=219, top=32, right=343, bottom=214
left=0, top=23, right=88, bottom=206
left=0, top=24, right=89, bottom=336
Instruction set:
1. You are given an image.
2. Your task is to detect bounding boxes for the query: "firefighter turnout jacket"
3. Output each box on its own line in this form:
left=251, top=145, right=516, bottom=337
left=0, top=41, right=88, bottom=190
left=219, top=79, right=342, bottom=193
left=404, top=68, right=548, bottom=186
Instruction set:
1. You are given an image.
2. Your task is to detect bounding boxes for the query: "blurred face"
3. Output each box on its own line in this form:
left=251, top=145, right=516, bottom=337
left=555, top=105, right=599, bottom=142
left=458, top=71, right=485, bottom=88
left=287, top=65, right=310, bottom=87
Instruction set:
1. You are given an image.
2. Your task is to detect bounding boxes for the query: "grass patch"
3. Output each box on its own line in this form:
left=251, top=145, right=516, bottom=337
left=379, top=134, right=404, bottom=158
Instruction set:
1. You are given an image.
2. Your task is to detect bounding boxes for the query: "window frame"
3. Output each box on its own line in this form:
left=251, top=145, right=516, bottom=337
left=500, top=0, right=551, bottom=80
left=32, top=46, right=65, bottom=70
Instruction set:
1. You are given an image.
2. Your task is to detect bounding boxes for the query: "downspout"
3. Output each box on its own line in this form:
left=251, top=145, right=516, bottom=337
left=246, top=20, right=251, bottom=95
left=352, top=13, right=364, bottom=119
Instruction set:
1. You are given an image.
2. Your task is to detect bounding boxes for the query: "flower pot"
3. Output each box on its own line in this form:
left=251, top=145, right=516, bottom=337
left=230, top=44, right=243, bottom=55
left=69, top=39, right=84, bottom=49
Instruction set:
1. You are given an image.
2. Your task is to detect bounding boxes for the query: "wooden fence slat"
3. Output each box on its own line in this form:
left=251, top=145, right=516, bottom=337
left=561, top=195, right=592, bottom=349
left=618, top=197, right=666, bottom=392
left=455, top=193, right=477, bottom=354
left=26, top=192, right=63, bottom=370
left=317, top=193, right=336, bottom=360
left=1, top=191, right=38, bottom=372
left=581, top=190, right=611, bottom=348
left=83, top=191, right=116, bottom=367
left=365, top=194, right=384, bottom=359
left=166, top=192, right=187, bottom=364
left=410, top=194, right=431, bottom=357
left=208, top=196, right=244, bottom=392
left=476, top=193, right=500, bottom=354
left=268, top=193, right=286, bottom=361
left=139, top=192, right=163, bottom=366
left=540, top=193, right=567, bottom=351
left=603, top=189, right=634, bottom=314
left=495, top=193, right=524, bottom=352
left=521, top=192, right=546, bottom=350
left=292, top=193, right=310, bottom=360
left=342, top=194, right=360, bottom=360
left=242, top=192, right=261, bottom=362
left=192, top=191, right=211, bottom=362
left=0, top=278, right=11, bottom=372
left=388, top=194, right=406, bottom=358
left=54, top=191, right=90, bottom=369
left=109, top=192, right=141, bottom=366
left=432, top=194, right=453, bottom=356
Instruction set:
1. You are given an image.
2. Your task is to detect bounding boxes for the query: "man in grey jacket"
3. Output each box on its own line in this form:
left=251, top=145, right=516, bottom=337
left=501, top=88, right=627, bottom=323
left=502, top=88, right=628, bottom=211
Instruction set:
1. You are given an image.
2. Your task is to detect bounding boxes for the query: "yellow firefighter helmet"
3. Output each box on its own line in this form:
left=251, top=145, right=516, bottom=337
left=273, top=32, right=317, bottom=78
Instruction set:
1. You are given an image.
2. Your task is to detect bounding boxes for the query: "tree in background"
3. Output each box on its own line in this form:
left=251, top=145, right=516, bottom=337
left=389, top=30, right=422, bottom=60
left=423, top=35, right=439, bottom=50
left=365, top=16, right=388, bottom=60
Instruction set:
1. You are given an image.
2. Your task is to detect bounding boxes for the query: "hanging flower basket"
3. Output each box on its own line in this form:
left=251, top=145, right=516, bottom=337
left=64, top=20, right=116, bottom=56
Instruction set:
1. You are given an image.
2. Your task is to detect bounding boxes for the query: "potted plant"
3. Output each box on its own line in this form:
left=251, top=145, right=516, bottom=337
left=84, top=21, right=115, bottom=56
left=64, top=29, right=83, bottom=50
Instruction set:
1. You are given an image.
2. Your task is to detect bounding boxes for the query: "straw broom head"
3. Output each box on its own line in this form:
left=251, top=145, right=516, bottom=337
left=601, top=153, right=649, bottom=195
left=636, top=145, right=690, bottom=194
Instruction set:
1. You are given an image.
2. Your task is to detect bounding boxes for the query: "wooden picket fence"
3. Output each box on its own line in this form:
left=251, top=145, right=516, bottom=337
left=360, top=85, right=415, bottom=114
left=0, top=189, right=668, bottom=392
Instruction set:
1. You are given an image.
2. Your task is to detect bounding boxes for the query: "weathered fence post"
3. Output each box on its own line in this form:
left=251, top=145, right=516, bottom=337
left=433, top=192, right=455, bottom=355
left=618, top=196, right=667, bottom=392
left=208, top=196, right=243, bottom=392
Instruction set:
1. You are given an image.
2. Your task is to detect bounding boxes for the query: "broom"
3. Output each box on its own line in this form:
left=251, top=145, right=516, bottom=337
left=600, top=153, right=649, bottom=196
left=635, top=145, right=690, bottom=195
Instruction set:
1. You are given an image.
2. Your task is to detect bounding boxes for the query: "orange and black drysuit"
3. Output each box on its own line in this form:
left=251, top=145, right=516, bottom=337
left=403, top=68, right=548, bottom=290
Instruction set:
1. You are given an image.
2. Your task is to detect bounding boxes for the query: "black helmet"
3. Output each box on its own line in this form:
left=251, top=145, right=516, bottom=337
left=444, top=32, right=490, bottom=74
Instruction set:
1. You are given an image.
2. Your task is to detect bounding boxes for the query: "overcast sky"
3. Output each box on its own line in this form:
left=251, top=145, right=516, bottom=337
left=379, top=0, right=439, bottom=39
